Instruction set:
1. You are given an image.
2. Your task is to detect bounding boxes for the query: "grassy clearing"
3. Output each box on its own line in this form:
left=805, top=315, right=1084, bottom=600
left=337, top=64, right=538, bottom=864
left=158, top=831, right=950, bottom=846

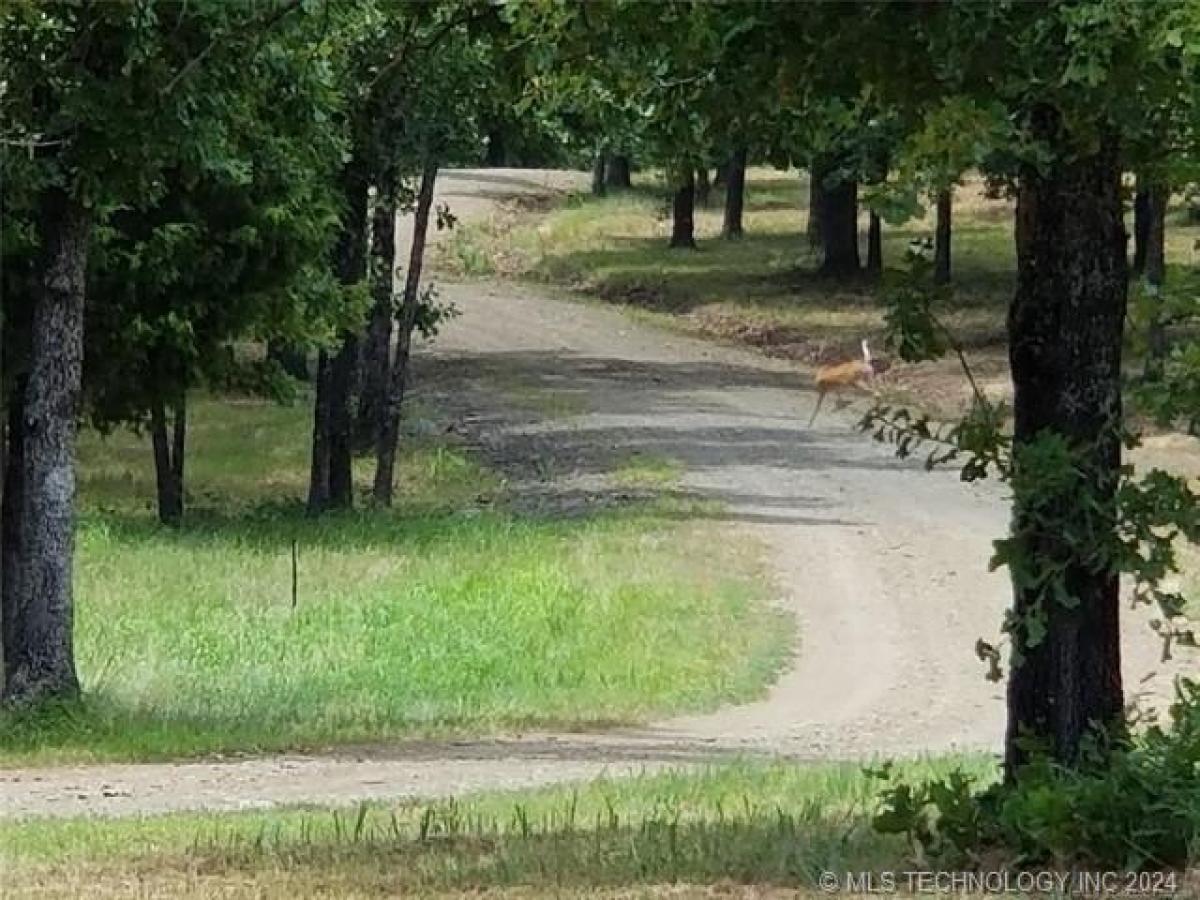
left=2, top=756, right=997, bottom=898
left=436, top=169, right=1200, bottom=421
left=0, top=395, right=788, bottom=766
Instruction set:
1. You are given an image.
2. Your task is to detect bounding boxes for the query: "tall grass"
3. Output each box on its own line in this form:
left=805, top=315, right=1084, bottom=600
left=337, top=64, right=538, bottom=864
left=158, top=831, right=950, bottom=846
left=2, top=757, right=997, bottom=898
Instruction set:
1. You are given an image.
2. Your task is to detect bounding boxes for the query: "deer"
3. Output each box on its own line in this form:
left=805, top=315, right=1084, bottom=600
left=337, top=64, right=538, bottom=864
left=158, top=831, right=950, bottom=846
left=807, top=338, right=890, bottom=426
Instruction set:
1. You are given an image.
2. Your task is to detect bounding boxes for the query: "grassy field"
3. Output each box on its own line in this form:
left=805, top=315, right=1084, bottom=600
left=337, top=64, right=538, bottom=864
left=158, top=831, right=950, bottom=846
left=2, top=755, right=997, bottom=898
left=437, top=170, right=1200, bottom=420
left=0, top=394, right=789, bottom=766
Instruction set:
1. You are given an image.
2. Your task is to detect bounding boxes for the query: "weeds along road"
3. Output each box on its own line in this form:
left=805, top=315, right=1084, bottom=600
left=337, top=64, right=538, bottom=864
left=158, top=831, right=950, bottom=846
left=1, top=169, right=1184, bottom=819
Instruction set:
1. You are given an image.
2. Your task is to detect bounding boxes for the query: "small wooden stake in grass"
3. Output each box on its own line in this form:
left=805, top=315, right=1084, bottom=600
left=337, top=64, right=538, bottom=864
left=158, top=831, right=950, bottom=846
left=291, top=539, right=299, bottom=609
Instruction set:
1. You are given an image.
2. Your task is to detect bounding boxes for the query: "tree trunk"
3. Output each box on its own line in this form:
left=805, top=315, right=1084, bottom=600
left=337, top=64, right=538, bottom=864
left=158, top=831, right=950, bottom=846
left=722, top=146, right=747, bottom=239
left=935, top=189, right=953, bottom=284
left=2, top=188, right=88, bottom=705
left=374, top=160, right=439, bottom=506
left=356, top=188, right=398, bottom=451
left=669, top=170, right=697, bottom=249
left=308, top=169, right=368, bottom=514
left=327, top=333, right=358, bottom=509
left=818, top=177, right=860, bottom=277
left=807, top=166, right=825, bottom=250
left=606, top=154, right=632, bottom=190
left=306, top=350, right=332, bottom=515
left=150, top=394, right=186, bottom=527
left=267, top=340, right=308, bottom=381
left=713, top=159, right=729, bottom=189
left=1132, top=187, right=1150, bottom=275
left=591, top=153, right=607, bottom=197
left=1005, top=122, right=1127, bottom=776
left=2, top=380, right=27, bottom=690
left=695, top=167, right=711, bottom=207
left=1141, top=182, right=1169, bottom=381
left=866, top=211, right=883, bottom=276
left=485, top=128, right=505, bottom=167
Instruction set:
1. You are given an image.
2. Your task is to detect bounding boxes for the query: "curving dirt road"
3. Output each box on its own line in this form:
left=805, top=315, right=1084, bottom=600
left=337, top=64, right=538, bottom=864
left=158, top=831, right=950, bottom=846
left=1, top=170, right=1187, bottom=819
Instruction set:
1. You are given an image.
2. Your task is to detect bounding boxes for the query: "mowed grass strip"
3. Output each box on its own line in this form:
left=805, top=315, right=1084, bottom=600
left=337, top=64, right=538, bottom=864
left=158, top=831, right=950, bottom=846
left=0, top=396, right=789, bottom=765
left=1, top=757, right=997, bottom=898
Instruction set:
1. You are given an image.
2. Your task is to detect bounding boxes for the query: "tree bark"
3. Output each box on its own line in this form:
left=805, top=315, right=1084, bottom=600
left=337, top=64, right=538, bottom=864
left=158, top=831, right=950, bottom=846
left=606, top=154, right=632, bottom=190
left=935, top=189, right=953, bottom=285
left=1141, top=182, right=1169, bottom=381
left=669, top=170, right=697, bottom=249
left=374, top=160, right=439, bottom=506
left=1005, top=121, right=1127, bottom=776
left=1132, top=187, right=1150, bottom=275
left=150, top=394, right=186, bottom=527
left=713, top=159, right=729, bottom=189
left=356, top=187, right=398, bottom=451
left=807, top=166, right=825, bottom=250
left=327, top=333, right=358, bottom=509
left=722, top=146, right=747, bottom=239
left=2, top=188, right=88, bottom=704
left=591, top=153, right=607, bottom=197
left=306, top=350, right=332, bottom=515
left=695, top=167, right=711, bottom=208
left=308, top=168, right=369, bottom=514
left=818, top=177, right=860, bottom=277
left=866, top=211, right=883, bottom=276
left=485, top=128, right=505, bottom=167
left=2, top=380, right=27, bottom=689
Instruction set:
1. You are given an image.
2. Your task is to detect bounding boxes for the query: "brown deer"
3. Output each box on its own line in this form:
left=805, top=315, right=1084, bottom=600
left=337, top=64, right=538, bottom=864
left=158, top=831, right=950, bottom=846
left=807, top=339, right=890, bottom=425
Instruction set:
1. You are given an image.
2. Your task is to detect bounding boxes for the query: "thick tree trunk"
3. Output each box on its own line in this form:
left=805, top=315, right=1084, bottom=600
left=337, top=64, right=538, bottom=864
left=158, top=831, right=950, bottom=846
left=1141, top=183, right=1168, bottom=381
left=374, top=160, right=439, bottom=506
left=818, top=177, right=860, bottom=277
left=591, top=153, right=607, bottom=197
left=866, top=211, right=883, bottom=276
left=1005, top=123, right=1127, bottom=776
left=308, top=169, right=368, bottom=514
left=267, top=340, right=308, bottom=381
left=722, top=147, right=747, bottom=239
left=669, top=170, right=697, bottom=249
left=150, top=394, right=186, bottom=527
left=356, top=189, right=398, bottom=451
left=807, top=167, right=825, bottom=250
left=2, top=189, right=88, bottom=704
left=695, top=167, right=711, bottom=208
left=935, top=189, right=953, bottom=285
left=606, top=154, right=632, bottom=190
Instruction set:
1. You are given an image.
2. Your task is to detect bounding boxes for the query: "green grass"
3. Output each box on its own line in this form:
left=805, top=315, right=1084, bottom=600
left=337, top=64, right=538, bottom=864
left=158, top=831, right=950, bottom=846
left=611, top=453, right=684, bottom=490
left=1, top=756, right=998, bottom=898
left=0, top=395, right=789, bottom=766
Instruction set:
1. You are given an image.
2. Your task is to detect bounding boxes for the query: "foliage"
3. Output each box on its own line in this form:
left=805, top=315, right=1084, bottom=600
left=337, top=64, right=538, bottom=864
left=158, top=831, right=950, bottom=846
left=872, top=679, right=1200, bottom=869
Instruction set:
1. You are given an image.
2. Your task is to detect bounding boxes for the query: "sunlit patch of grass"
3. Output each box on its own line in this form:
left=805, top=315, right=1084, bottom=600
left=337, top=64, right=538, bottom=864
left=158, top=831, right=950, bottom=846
left=1, top=756, right=997, bottom=898
left=2, top=396, right=788, bottom=766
